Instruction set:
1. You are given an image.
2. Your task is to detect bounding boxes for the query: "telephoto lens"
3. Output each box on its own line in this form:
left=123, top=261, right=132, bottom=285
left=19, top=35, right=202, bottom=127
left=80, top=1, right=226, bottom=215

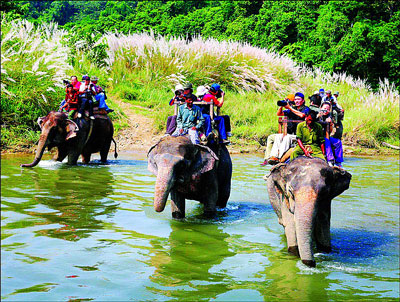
left=277, top=100, right=287, bottom=107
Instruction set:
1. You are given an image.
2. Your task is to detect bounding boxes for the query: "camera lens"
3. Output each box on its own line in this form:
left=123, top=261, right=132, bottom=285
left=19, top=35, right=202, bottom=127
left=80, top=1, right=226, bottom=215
left=277, top=100, right=287, bottom=107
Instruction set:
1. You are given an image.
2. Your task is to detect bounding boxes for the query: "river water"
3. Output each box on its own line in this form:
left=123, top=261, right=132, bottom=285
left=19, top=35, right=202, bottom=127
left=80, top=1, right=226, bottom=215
left=1, top=152, right=399, bottom=301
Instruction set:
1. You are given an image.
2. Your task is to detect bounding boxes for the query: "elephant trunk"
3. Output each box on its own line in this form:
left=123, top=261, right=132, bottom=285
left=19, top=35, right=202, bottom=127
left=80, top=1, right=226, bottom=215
left=21, top=132, right=49, bottom=168
left=294, top=186, right=318, bottom=267
left=154, top=166, right=175, bottom=212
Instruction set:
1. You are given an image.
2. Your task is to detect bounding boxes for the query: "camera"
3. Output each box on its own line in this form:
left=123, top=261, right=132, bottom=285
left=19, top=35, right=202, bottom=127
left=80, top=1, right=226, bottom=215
left=63, top=79, right=70, bottom=85
left=277, top=100, right=287, bottom=107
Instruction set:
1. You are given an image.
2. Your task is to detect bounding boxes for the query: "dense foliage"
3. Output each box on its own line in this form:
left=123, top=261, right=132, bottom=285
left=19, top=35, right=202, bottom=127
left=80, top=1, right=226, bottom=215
left=3, top=0, right=400, bottom=89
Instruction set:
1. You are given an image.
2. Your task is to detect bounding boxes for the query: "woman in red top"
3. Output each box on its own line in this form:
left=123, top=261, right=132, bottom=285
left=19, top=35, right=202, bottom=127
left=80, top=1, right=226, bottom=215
left=60, top=84, right=80, bottom=119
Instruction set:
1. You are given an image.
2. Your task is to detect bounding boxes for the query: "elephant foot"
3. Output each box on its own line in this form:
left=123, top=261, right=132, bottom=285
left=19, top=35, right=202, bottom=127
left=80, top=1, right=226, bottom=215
left=172, top=211, right=185, bottom=219
left=302, top=260, right=316, bottom=268
left=202, top=210, right=217, bottom=219
left=288, top=246, right=300, bottom=257
left=316, top=243, right=332, bottom=253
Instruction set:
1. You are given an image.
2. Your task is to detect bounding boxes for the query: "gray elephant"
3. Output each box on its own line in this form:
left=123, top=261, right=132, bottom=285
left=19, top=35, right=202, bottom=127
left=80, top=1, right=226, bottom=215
left=21, top=111, right=116, bottom=167
left=265, top=157, right=352, bottom=267
left=147, top=135, right=232, bottom=218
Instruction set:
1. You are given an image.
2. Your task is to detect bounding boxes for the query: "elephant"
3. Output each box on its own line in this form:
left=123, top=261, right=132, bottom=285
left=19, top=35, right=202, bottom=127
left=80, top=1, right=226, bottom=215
left=21, top=110, right=117, bottom=167
left=265, top=156, right=352, bottom=267
left=147, top=135, right=232, bottom=218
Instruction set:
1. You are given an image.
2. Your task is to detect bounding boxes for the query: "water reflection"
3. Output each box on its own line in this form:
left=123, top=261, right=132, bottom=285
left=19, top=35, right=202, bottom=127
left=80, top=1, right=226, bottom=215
left=146, top=220, right=235, bottom=300
left=1, top=154, right=399, bottom=300
left=3, top=163, right=118, bottom=241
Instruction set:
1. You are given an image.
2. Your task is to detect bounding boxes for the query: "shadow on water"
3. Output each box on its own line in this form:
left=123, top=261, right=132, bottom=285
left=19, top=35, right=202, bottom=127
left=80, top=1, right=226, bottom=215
left=329, top=228, right=399, bottom=264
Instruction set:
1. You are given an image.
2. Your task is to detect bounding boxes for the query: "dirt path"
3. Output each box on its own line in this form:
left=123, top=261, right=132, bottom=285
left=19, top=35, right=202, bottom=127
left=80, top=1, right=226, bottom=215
left=113, top=100, right=163, bottom=152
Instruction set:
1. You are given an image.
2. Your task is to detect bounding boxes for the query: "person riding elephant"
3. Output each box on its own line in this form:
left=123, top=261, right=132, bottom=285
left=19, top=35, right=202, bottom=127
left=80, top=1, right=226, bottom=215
left=147, top=135, right=232, bottom=218
left=264, top=157, right=352, bottom=267
left=21, top=111, right=117, bottom=167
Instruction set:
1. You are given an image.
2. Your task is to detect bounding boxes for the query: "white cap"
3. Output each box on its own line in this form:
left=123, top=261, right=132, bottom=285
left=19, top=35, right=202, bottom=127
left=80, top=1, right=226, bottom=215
left=314, top=90, right=319, bottom=95
left=196, top=85, right=208, bottom=96
left=174, top=84, right=184, bottom=92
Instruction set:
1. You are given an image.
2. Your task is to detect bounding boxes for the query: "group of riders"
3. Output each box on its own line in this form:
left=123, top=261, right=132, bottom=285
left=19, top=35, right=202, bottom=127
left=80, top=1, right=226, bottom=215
left=58, top=75, right=113, bottom=119
left=260, top=88, right=344, bottom=167
left=164, top=82, right=231, bottom=146
left=58, top=76, right=344, bottom=167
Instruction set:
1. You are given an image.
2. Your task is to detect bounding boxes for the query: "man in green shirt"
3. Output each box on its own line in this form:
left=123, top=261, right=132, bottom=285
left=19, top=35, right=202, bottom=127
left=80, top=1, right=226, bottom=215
left=290, top=110, right=326, bottom=161
left=172, top=93, right=205, bottom=144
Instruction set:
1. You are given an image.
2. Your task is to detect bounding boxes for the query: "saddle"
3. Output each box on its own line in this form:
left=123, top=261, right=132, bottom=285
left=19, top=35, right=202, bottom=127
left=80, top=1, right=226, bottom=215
left=69, top=107, right=109, bottom=120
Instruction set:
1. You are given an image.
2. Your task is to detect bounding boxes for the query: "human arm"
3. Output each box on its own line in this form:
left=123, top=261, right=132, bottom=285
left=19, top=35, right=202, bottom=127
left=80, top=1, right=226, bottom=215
left=195, top=109, right=205, bottom=130
left=297, top=139, right=312, bottom=157
left=284, top=104, right=306, bottom=119
left=176, top=106, right=183, bottom=129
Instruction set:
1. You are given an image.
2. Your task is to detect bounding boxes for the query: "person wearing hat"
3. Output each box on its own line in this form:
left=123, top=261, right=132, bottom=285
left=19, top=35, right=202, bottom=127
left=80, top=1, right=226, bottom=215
left=165, top=84, right=185, bottom=135
left=172, top=92, right=204, bottom=144
left=322, top=90, right=344, bottom=118
left=77, top=75, right=96, bottom=119
left=199, top=84, right=230, bottom=144
left=91, top=76, right=113, bottom=113
left=319, top=88, right=325, bottom=99
left=290, top=110, right=326, bottom=161
left=58, top=75, right=81, bottom=111
left=261, top=92, right=310, bottom=166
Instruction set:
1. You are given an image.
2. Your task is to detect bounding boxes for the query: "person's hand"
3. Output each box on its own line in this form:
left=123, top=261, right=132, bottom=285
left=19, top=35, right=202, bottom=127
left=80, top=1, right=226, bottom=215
left=326, top=117, right=332, bottom=123
left=284, top=104, right=291, bottom=109
left=191, top=127, right=196, bottom=130
left=221, top=91, right=225, bottom=96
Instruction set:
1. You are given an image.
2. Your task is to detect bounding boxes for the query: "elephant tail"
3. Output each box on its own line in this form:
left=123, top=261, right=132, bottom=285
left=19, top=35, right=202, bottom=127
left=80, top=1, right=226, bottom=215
left=112, top=138, right=118, bottom=158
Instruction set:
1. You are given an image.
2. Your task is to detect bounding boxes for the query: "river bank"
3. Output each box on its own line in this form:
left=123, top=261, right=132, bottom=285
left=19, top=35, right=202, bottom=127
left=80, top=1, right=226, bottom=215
left=1, top=97, right=398, bottom=157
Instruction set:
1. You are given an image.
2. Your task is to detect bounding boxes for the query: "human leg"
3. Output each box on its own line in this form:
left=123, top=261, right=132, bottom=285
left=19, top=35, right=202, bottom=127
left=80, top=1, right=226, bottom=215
left=214, top=116, right=227, bottom=141
left=222, top=115, right=231, bottom=136
left=324, top=138, right=334, bottom=166
left=188, top=129, right=200, bottom=144
left=203, top=114, right=212, bottom=136
left=330, top=137, right=343, bottom=165
left=261, top=134, right=277, bottom=165
left=166, top=115, right=177, bottom=134
left=278, top=134, right=296, bottom=158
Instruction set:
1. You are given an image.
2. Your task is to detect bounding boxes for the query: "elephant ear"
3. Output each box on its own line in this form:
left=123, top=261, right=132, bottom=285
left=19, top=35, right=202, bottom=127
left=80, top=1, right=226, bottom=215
left=147, top=140, right=163, bottom=175
left=65, top=119, right=79, bottom=141
left=37, top=116, right=46, bottom=129
left=264, top=163, right=295, bottom=213
left=191, top=144, right=219, bottom=176
left=330, top=167, right=352, bottom=198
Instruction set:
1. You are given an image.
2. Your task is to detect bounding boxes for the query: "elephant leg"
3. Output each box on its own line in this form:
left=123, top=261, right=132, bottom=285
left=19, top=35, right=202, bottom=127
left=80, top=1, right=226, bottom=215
left=100, top=140, right=111, bottom=163
left=81, top=151, right=91, bottom=164
left=67, top=152, right=80, bottom=165
left=203, top=180, right=218, bottom=217
left=314, top=201, right=332, bottom=253
left=171, top=190, right=185, bottom=219
left=281, top=202, right=299, bottom=257
left=217, top=185, right=230, bottom=208
left=55, top=146, right=68, bottom=162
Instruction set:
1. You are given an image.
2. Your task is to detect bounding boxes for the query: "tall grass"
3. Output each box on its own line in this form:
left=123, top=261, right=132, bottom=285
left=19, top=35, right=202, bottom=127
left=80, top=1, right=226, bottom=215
left=2, top=19, right=399, bottom=150
left=1, top=18, right=72, bottom=149
left=99, top=31, right=399, bottom=147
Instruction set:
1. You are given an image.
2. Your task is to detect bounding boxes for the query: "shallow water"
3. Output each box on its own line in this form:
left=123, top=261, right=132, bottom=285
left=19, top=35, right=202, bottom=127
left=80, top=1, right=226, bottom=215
left=1, top=152, right=399, bottom=301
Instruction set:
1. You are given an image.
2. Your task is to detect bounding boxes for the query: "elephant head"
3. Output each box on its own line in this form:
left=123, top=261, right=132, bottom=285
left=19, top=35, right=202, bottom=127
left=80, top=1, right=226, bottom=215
left=21, top=111, right=79, bottom=167
left=266, top=157, right=352, bottom=267
left=147, top=136, right=218, bottom=213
